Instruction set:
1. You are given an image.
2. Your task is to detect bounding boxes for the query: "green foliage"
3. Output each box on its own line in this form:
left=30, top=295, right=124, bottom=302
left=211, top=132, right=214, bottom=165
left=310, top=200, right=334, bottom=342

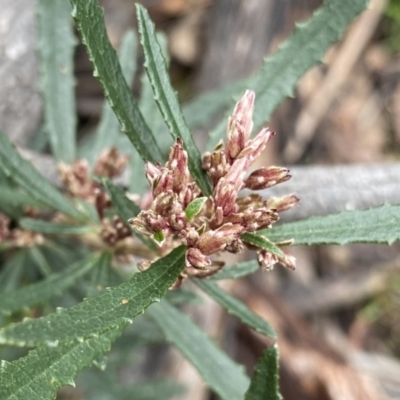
left=0, top=131, right=82, bottom=220
left=245, top=344, right=282, bottom=400
left=70, top=0, right=164, bottom=163
left=136, top=4, right=212, bottom=196
left=0, top=246, right=186, bottom=346
left=0, top=327, right=123, bottom=400
left=194, top=279, right=277, bottom=339
left=19, top=218, right=96, bottom=235
left=0, top=253, right=99, bottom=316
left=148, top=300, right=250, bottom=400
left=258, top=204, right=400, bottom=245
left=38, top=0, right=77, bottom=163
left=242, top=233, right=285, bottom=257
left=211, top=260, right=259, bottom=280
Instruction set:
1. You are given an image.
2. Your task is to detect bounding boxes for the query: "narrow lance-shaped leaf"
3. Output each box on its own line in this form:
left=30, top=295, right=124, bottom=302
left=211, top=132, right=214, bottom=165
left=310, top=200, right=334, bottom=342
left=147, top=300, right=250, bottom=400
left=0, top=186, right=44, bottom=219
left=38, top=0, right=77, bottom=162
left=19, top=218, right=96, bottom=235
left=139, top=32, right=173, bottom=154
left=245, top=344, right=283, bottom=400
left=241, top=233, right=285, bottom=258
left=0, top=246, right=186, bottom=347
left=28, top=246, right=53, bottom=277
left=191, top=0, right=369, bottom=149
left=0, top=326, right=123, bottom=400
left=211, top=260, right=259, bottom=281
left=136, top=5, right=212, bottom=196
left=194, top=279, right=276, bottom=340
left=0, top=253, right=99, bottom=317
left=84, top=30, right=138, bottom=164
left=0, top=250, right=27, bottom=293
left=258, top=204, right=400, bottom=245
left=0, top=131, right=82, bottom=219
left=70, top=0, right=164, bottom=163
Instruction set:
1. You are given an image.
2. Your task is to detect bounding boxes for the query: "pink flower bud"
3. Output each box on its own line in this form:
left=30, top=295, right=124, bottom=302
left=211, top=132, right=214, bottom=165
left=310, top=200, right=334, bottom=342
left=267, top=194, right=299, bottom=212
left=244, top=166, right=290, bottom=191
left=226, top=90, right=255, bottom=161
left=197, top=223, right=244, bottom=255
left=145, top=162, right=164, bottom=188
left=279, top=250, right=296, bottom=270
left=186, top=247, right=212, bottom=269
left=237, top=128, right=274, bottom=165
left=166, top=138, right=190, bottom=192
left=257, top=250, right=279, bottom=271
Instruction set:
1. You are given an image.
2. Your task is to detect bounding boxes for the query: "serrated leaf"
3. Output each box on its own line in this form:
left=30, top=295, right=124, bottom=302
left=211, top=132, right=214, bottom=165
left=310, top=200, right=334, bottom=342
left=140, top=32, right=173, bottom=155
left=258, top=204, right=400, bottom=245
left=38, top=0, right=76, bottom=163
left=194, top=280, right=276, bottom=340
left=19, top=218, right=96, bottom=235
left=70, top=0, right=164, bottom=163
left=0, top=253, right=99, bottom=316
left=183, top=0, right=369, bottom=149
left=241, top=233, right=285, bottom=258
left=185, top=197, right=207, bottom=221
left=0, top=327, right=123, bottom=400
left=211, top=260, right=259, bottom=280
left=245, top=344, right=282, bottom=400
left=0, top=246, right=186, bottom=347
left=136, top=5, right=212, bottom=196
left=0, top=131, right=82, bottom=219
left=147, top=300, right=250, bottom=400
left=83, top=30, right=137, bottom=164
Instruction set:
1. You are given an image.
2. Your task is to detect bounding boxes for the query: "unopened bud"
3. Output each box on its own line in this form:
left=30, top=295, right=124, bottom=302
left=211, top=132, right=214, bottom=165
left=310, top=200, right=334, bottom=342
left=257, top=250, right=279, bottom=271
left=267, top=194, right=299, bottom=212
left=244, top=167, right=290, bottom=191
left=237, top=128, right=274, bottom=165
left=166, top=138, right=190, bottom=192
left=186, top=247, right=212, bottom=269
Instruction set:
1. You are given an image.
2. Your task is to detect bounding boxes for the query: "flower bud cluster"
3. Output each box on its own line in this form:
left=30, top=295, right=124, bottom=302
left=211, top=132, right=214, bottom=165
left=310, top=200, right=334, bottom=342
left=130, top=90, right=299, bottom=276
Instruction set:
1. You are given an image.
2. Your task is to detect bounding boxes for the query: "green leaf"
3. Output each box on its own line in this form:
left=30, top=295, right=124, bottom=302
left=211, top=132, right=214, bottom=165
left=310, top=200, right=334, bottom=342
left=241, top=233, right=285, bottom=258
left=70, top=0, right=164, bottom=163
left=184, top=0, right=369, bottom=149
left=211, top=260, right=259, bottom=280
left=185, top=197, right=207, bottom=221
left=38, top=0, right=76, bottom=163
left=0, top=251, right=27, bottom=293
left=0, top=246, right=186, bottom=346
left=84, top=30, right=137, bottom=164
left=0, top=186, right=43, bottom=219
left=19, top=218, right=96, bottom=235
left=28, top=247, right=53, bottom=277
left=0, top=253, right=99, bottom=316
left=194, top=280, right=276, bottom=340
left=258, top=204, right=400, bottom=245
left=136, top=4, right=212, bottom=196
left=0, top=327, right=123, bottom=400
left=147, top=300, right=250, bottom=400
left=139, top=32, right=173, bottom=155
left=245, top=344, right=282, bottom=400
left=0, top=131, right=82, bottom=219
left=88, top=251, right=115, bottom=296
left=101, top=178, right=141, bottom=221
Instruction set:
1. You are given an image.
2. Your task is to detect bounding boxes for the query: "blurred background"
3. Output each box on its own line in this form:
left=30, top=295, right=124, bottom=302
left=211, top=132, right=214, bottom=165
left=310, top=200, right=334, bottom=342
left=1, top=0, right=400, bottom=399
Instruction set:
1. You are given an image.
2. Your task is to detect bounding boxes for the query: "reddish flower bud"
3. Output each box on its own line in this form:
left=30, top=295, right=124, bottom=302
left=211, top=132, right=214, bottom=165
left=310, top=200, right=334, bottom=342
left=279, top=250, right=296, bottom=270
left=237, top=128, right=274, bottom=165
left=244, top=167, right=290, bottom=191
left=226, top=90, right=255, bottom=161
left=257, top=250, right=279, bottom=271
left=186, top=247, right=212, bottom=269
left=166, top=138, right=190, bottom=192
left=94, top=148, right=129, bottom=178
left=225, top=238, right=244, bottom=253
left=145, top=162, right=164, bottom=188
left=267, top=194, right=299, bottom=212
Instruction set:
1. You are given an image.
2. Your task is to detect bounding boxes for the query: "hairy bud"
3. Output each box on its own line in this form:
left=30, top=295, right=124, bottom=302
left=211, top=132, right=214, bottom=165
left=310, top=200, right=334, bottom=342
left=244, top=166, right=290, bottom=191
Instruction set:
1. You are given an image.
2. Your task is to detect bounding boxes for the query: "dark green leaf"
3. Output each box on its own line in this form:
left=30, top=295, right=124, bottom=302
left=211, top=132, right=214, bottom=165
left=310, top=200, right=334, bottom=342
left=211, top=260, right=259, bottom=280
left=83, top=30, right=137, bottom=164
left=241, top=233, right=285, bottom=258
left=0, top=327, right=123, bottom=400
left=0, top=251, right=27, bottom=293
left=0, top=246, right=186, bottom=346
left=136, top=5, right=212, bottom=196
left=245, top=344, right=282, bottom=400
left=19, top=218, right=96, bottom=235
left=0, top=253, right=99, bottom=316
left=70, top=0, right=164, bottom=163
left=0, top=131, right=82, bottom=219
left=28, top=247, right=53, bottom=277
left=194, top=280, right=276, bottom=339
left=38, top=0, right=76, bottom=162
left=258, top=204, right=400, bottom=245
left=185, top=197, right=207, bottom=221
left=148, top=300, right=250, bottom=400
